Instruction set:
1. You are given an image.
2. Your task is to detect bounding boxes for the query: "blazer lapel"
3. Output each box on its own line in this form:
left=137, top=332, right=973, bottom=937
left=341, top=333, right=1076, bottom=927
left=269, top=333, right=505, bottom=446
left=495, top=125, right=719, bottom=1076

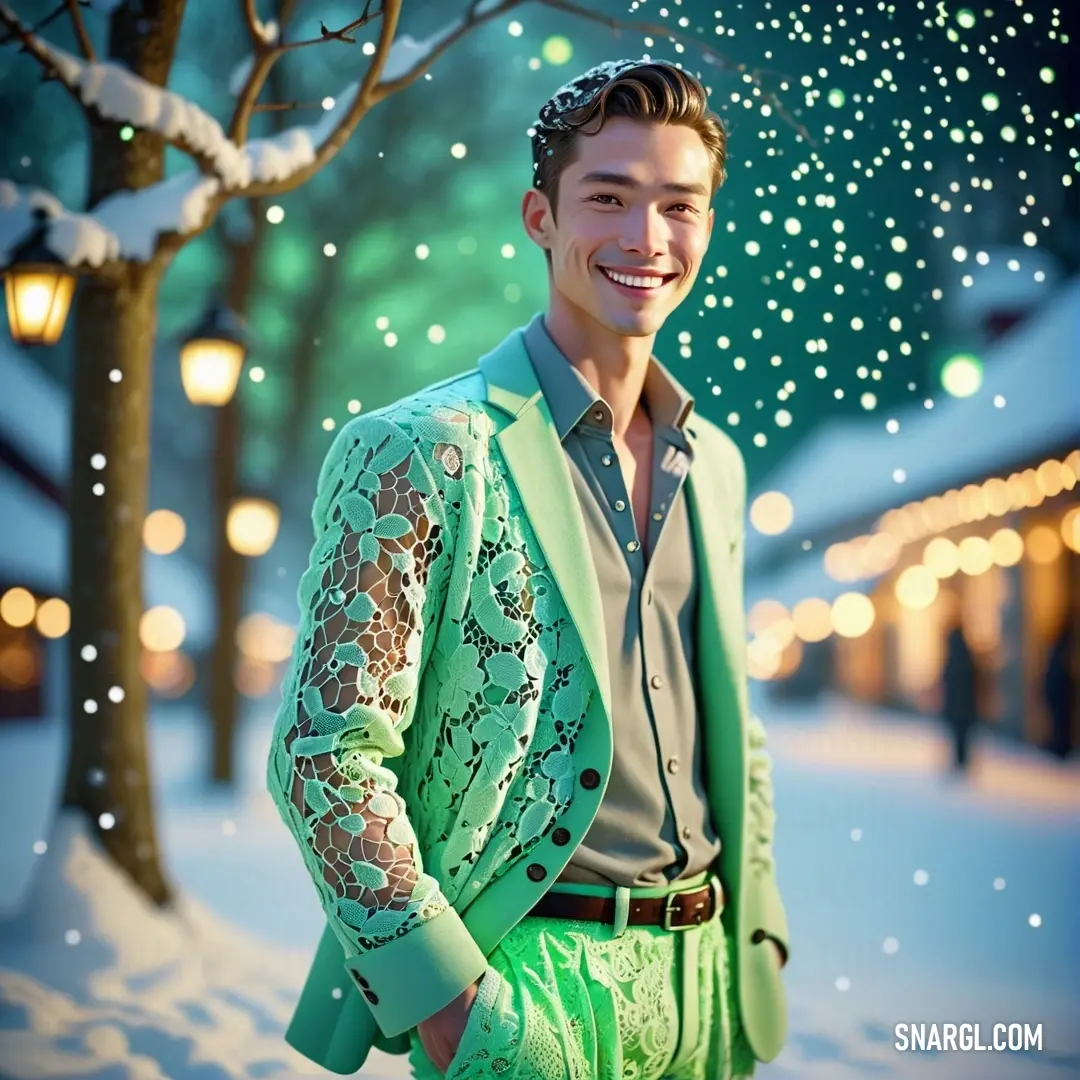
left=478, top=331, right=613, bottom=721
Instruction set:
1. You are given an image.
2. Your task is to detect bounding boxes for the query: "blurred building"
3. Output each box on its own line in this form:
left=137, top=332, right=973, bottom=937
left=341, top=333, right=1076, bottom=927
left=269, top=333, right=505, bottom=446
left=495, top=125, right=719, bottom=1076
left=745, top=273, right=1079, bottom=754
left=0, top=339, right=299, bottom=720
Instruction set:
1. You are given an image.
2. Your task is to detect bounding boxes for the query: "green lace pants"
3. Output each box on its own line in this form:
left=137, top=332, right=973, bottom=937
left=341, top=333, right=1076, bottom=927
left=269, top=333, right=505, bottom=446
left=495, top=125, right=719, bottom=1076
left=407, top=870, right=756, bottom=1080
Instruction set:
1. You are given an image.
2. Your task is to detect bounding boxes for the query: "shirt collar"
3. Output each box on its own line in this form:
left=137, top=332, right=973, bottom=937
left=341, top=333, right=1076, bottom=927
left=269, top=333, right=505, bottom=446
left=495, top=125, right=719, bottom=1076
left=522, top=313, right=696, bottom=445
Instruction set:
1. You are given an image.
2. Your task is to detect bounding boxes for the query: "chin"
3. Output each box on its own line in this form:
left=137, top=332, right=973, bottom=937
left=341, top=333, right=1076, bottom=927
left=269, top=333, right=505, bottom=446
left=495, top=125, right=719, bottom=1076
left=603, top=307, right=668, bottom=338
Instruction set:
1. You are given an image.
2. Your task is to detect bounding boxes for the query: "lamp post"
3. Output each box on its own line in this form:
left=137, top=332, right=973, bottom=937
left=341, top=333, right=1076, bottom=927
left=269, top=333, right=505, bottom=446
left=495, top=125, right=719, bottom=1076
left=1, top=207, right=77, bottom=346
left=179, top=304, right=248, bottom=405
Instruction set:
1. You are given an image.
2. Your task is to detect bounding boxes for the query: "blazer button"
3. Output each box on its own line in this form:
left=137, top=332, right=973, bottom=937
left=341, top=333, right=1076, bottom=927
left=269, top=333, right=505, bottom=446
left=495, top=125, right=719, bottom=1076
left=580, top=768, right=601, bottom=789
left=552, top=827, right=571, bottom=846
left=363, top=989, right=379, bottom=1006
left=356, top=974, right=370, bottom=989
left=527, top=863, right=547, bottom=881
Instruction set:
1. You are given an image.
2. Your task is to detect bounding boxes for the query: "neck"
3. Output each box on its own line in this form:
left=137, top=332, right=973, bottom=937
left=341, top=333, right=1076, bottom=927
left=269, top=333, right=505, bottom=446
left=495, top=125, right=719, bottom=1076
left=543, top=293, right=654, bottom=441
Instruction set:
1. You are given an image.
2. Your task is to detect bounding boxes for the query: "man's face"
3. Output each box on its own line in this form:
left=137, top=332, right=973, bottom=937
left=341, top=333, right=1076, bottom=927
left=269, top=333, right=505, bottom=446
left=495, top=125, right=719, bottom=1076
left=524, top=118, right=715, bottom=338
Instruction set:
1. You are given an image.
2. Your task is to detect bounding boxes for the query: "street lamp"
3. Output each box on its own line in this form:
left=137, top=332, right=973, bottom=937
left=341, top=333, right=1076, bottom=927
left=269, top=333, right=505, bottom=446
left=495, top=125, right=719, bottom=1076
left=1, top=208, right=76, bottom=346
left=226, top=493, right=280, bottom=556
left=179, top=303, right=248, bottom=405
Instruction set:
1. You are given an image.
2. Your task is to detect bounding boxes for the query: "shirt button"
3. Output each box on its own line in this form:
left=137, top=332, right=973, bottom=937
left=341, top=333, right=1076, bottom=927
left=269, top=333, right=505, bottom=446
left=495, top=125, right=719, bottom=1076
left=627, top=540, right=640, bottom=553
left=645, top=588, right=653, bottom=605
left=681, top=825, right=692, bottom=841
left=667, top=756, right=679, bottom=774
left=552, top=827, right=571, bottom=846
left=614, top=499, right=626, bottom=511
left=580, top=768, right=601, bottom=789
left=650, top=674, right=664, bottom=689
left=601, top=453, right=614, bottom=466
left=593, top=409, right=605, bottom=422
left=653, top=511, right=663, bottom=521
left=527, top=863, right=547, bottom=882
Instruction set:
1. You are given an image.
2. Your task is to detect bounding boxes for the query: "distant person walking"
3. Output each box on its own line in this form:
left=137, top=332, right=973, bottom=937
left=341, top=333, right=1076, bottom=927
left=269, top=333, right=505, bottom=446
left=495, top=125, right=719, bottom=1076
left=1044, top=626, right=1075, bottom=760
left=943, top=624, right=979, bottom=774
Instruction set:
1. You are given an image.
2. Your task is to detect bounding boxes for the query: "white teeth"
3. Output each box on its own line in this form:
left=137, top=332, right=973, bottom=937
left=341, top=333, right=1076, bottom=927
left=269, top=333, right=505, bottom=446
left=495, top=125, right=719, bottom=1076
left=603, top=268, right=666, bottom=289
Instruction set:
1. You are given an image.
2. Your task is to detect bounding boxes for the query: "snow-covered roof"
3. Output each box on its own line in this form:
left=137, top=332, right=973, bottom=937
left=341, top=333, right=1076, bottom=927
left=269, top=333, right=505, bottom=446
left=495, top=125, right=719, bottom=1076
left=746, top=548, right=869, bottom=610
left=746, top=275, right=1080, bottom=570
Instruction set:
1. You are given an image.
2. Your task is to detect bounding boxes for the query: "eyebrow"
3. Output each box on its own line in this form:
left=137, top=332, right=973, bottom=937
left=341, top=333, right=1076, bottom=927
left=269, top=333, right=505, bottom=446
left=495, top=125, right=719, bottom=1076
left=579, top=170, right=710, bottom=198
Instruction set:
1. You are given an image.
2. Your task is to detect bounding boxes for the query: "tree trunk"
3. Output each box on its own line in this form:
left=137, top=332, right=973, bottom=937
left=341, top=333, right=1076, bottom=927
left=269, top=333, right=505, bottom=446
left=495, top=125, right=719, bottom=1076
left=207, top=210, right=266, bottom=784
left=62, top=264, right=172, bottom=906
left=59, top=0, right=186, bottom=906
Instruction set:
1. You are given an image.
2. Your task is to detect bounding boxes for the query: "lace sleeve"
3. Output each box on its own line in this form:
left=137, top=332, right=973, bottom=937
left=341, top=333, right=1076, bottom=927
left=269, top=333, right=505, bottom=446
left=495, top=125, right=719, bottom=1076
left=268, top=414, right=452, bottom=956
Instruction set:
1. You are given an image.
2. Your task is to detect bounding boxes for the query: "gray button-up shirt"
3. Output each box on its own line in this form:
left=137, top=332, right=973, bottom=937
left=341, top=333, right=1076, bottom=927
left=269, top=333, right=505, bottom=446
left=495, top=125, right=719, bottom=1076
left=522, top=314, right=721, bottom=888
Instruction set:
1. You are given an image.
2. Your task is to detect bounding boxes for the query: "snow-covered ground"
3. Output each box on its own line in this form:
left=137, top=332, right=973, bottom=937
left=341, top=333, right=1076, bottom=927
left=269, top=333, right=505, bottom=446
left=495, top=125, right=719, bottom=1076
left=0, top=697, right=1077, bottom=1079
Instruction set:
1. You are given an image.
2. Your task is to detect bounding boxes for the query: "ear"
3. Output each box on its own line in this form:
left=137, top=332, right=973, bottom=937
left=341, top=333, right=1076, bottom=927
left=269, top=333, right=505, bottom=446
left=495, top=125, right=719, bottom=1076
left=706, top=205, right=715, bottom=244
left=521, top=187, right=555, bottom=253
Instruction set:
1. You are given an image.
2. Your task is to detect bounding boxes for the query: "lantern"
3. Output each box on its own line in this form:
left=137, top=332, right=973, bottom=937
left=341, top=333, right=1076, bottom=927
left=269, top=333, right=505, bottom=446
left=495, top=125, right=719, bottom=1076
left=2, top=208, right=76, bottom=346
left=226, top=495, right=280, bottom=556
left=179, top=304, right=248, bottom=405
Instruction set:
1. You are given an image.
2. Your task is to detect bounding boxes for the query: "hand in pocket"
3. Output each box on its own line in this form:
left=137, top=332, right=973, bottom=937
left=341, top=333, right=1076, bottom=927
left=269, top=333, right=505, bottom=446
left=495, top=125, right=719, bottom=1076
left=416, top=974, right=484, bottom=1073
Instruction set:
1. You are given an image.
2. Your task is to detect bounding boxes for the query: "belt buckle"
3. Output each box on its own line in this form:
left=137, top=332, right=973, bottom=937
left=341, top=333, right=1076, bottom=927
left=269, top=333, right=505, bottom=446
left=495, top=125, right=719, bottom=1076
left=662, top=880, right=714, bottom=932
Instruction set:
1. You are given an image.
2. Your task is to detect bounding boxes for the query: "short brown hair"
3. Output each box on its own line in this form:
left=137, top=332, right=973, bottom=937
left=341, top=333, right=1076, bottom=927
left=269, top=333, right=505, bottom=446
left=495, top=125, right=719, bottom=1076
left=531, top=60, right=728, bottom=216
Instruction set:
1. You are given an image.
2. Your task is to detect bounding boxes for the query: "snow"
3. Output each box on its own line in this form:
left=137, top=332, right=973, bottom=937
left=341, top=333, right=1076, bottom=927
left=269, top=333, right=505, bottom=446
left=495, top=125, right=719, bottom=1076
left=0, top=180, right=119, bottom=269
left=1, top=698, right=1076, bottom=1080
left=0, top=712, right=412, bottom=1079
left=94, top=171, right=222, bottom=261
left=254, top=18, right=280, bottom=46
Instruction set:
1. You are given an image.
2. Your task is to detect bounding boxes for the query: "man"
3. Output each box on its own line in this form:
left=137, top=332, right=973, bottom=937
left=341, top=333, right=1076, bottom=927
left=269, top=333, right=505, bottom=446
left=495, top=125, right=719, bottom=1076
left=267, top=59, right=789, bottom=1080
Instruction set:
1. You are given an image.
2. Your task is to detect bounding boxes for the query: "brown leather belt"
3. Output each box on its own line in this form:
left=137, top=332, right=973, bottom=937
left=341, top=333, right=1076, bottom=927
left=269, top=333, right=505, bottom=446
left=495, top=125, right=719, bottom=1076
left=528, top=877, right=722, bottom=931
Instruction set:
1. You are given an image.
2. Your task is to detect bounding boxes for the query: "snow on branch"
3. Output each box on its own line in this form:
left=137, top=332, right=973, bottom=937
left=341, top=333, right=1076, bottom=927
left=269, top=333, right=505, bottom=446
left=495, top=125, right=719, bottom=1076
left=0, top=181, right=119, bottom=269
left=0, top=172, right=222, bottom=268
left=93, top=172, right=222, bottom=260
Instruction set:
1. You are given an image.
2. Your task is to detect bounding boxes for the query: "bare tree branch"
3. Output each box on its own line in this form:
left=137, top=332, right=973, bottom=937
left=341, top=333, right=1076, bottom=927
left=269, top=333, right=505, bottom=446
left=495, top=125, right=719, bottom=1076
left=369, top=0, right=811, bottom=146
left=0, top=0, right=64, bottom=43
left=240, top=0, right=264, bottom=50
left=369, top=0, right=518, bottom=103
left=240, top=0, right=402, bottom=197
left=228, top=1, right=385, bottom=146
left=0, top=3, right=242, bottom=176
left=0, top=2, right=89, bottom=111
left=252, top=99, right=325, bottom=113
left=65, top=0, right=93, bottom=61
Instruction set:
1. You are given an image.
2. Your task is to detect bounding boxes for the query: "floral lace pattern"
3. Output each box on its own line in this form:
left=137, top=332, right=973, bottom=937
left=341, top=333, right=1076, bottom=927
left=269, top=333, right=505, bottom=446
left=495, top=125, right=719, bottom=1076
left=408, top=912, right=756, bottom=1080
left=266, top=383, right=599, bottom=959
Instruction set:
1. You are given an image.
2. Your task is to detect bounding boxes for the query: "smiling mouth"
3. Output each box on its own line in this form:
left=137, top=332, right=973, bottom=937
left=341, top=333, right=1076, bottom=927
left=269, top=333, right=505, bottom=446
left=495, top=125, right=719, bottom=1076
left=598, top=266, right=678, bottom=292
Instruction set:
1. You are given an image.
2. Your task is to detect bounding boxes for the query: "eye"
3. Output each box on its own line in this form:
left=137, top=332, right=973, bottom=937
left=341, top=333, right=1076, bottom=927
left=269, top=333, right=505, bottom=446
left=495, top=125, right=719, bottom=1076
left=669, top=203, right=697, bottom=215
left=588, top=193, right=622, bottom=206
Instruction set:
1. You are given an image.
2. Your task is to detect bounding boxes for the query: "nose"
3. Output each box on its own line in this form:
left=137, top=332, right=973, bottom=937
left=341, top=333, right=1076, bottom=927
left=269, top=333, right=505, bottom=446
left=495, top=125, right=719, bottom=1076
left=618, top=204, right=666, bottom=258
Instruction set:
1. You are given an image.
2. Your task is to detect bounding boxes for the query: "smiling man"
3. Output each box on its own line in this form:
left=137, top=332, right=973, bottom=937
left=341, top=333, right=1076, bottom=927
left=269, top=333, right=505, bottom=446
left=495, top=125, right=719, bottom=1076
left=268, top=59, right=789, bottom=1080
